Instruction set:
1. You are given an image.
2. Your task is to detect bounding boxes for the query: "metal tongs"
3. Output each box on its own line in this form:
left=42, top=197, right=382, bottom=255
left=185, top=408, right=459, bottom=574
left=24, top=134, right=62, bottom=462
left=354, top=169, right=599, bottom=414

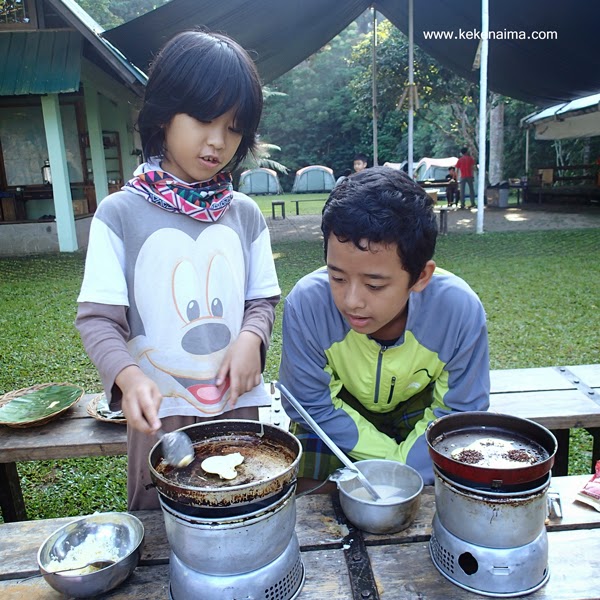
left=275, top=382, right=382, bottom=501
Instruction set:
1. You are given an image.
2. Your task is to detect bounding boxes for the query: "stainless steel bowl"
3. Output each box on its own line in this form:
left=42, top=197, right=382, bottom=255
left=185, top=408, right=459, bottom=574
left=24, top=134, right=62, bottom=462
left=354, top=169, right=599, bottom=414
left=337, top=460, right=423, bottom=534
left=37, top=512, right=145, bottom=598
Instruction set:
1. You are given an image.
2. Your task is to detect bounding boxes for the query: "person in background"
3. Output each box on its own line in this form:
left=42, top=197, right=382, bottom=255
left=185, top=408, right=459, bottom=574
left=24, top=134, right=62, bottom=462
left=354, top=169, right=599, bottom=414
left=456, top=147, right=476, bottom=209
left=335, top=168, right=352, bottom=187
left=75, top=30, right=280, bottom=510
left=445, top=166, right=459, bottom=207
left=353, top=153, right=369, bottom=173
left=279, top=166, right=489, bottom=493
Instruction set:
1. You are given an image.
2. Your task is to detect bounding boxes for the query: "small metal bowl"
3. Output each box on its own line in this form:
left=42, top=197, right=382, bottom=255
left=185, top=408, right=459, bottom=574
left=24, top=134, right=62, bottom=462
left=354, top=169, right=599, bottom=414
left=37, top=512, right=145, bottom=598
left=337, top=460, right=423, bottom=534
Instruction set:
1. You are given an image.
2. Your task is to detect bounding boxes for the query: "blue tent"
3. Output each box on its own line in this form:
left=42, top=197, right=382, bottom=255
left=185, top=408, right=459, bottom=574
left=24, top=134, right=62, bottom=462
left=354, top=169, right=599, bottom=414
left=292, top=165, right=335, bottom=193
left=238, top=168, right=282, bottom=195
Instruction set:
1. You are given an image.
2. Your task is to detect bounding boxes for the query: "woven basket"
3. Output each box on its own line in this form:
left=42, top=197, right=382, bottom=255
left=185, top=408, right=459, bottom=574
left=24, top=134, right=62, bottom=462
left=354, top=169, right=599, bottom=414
left=86, top=393, right=127, bottom=425
left=0, top=382, right=84, bottom=428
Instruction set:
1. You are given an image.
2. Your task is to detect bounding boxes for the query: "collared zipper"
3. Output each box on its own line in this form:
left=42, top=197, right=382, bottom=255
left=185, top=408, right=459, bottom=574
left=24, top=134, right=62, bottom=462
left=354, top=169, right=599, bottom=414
left=387, top=376, right=397, bottom=404
left=373, top=346, right=387, bottom=403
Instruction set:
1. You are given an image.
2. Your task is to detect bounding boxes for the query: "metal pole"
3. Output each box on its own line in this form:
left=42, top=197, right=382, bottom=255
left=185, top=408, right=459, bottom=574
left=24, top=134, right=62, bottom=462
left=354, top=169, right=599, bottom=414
left=372, top=7, right=378, bottom=166
left=407, top=0, right=414, bottom=178
left=476, top=0, right=489, bottom=234
left=525, top=127, right=530, bottom=176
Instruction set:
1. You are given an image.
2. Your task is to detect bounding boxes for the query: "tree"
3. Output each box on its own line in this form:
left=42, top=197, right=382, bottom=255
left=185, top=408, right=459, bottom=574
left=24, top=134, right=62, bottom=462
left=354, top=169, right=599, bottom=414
left=73, top=0, right=169, bottom=28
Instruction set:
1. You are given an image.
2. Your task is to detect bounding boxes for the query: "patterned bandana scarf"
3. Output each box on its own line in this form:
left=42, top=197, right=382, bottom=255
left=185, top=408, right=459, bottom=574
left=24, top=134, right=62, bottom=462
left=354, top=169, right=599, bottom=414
left=125, top=161, right=233, bottom=222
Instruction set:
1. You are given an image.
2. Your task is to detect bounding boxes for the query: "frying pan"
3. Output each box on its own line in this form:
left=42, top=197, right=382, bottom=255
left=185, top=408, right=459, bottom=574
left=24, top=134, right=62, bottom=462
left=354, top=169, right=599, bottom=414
left=148, top=419, right=302, bottom=508
left=426, top=412, right=557, bottom=487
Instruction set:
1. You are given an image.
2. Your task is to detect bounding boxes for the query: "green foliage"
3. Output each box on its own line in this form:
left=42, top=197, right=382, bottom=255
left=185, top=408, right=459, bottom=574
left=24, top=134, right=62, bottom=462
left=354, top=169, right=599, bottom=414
left=73, top=0, right=169, bottom=29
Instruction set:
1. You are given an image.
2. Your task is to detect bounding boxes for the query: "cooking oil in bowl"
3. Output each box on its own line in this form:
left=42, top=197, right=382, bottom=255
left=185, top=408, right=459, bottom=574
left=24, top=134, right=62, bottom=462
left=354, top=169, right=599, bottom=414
left=349, top=484, right=408, bottom=504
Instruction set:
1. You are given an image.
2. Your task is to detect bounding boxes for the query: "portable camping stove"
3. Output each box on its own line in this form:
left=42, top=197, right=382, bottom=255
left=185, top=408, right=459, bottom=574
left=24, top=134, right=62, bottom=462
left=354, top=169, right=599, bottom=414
left=429, top=466, right=551, bottom=597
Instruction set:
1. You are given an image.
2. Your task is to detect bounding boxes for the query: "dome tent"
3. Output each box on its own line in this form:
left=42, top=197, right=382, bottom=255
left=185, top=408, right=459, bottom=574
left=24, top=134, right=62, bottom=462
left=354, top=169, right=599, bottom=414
left=292, top=165, right=335, bottom=193
left=238, top=168, right=282, bottom=195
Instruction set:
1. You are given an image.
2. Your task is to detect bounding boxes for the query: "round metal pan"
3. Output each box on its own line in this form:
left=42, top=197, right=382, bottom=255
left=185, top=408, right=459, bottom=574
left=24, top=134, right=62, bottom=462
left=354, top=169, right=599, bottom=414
left=426, top=412, right=557, bottom=487
left=148, top=419, right=302, bottom=509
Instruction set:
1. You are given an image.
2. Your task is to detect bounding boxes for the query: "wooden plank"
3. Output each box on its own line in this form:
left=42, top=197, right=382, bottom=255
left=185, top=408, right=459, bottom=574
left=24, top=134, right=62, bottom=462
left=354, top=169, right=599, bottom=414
left=489, top=389, right=600, bottom=429
left=0, top=565, right=171, bottom=599
left=0, top=416, right=127, bottom=463
left=0, top=511, right=168, bottom=581
left=490, top=367, right=574, bottom=393
left=566, top=364, right=600, bottom=388
left=1, top=477, right=596, bottom=580
left=296, top=494, right=345, bottom=548
left=368, top=529, right=600, bottom=599
left=0, top=552, right=352, bottom=600
left=301, top=549, right=352, bottom=599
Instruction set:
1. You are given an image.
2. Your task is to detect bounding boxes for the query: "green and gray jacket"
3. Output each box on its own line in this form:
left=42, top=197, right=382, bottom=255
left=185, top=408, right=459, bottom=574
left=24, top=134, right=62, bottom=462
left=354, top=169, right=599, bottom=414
left=279, top=267, right=490, bottom=484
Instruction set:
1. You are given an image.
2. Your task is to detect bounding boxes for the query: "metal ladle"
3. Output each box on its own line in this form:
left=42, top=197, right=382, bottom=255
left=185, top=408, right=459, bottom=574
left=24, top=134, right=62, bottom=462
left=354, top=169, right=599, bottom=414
left=158, top=428, right=195, bottom=468
left=275, top=382, right=382, bottom=501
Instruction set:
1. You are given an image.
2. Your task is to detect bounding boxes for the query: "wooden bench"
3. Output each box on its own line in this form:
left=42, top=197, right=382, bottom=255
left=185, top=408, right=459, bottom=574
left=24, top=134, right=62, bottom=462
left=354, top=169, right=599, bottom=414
left=1, top=475, right=599, bottom=599
left=271, top=200, right=285, bottom=219
left=291, top=196, right=327, bottom=215
left=1, top=365, right=598, bottom=523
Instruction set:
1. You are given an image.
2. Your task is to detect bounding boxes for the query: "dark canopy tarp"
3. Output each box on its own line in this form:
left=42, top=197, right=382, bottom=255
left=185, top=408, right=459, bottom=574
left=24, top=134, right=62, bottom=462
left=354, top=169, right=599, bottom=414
left=103, top=0, right=600, bottom=108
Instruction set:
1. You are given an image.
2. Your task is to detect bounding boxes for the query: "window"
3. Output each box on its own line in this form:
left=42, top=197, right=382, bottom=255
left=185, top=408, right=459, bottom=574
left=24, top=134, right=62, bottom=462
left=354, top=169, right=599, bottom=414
left=0, top=0, right=37, bottom=28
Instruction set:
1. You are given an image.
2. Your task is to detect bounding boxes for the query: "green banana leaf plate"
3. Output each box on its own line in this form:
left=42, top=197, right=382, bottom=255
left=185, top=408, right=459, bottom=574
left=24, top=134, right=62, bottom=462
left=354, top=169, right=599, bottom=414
left=0, top=383, right=84, bottom=428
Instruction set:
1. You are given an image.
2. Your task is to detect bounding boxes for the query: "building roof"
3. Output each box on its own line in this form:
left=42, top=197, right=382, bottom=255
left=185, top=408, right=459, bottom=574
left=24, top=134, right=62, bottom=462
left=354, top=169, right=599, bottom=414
left=50, top=0, right=146, bottom=90
left=6, top=0, right=147, bottom=97
left=522, top=93, right=600, bottom=140
left=0, top=30, right=81, bottom=95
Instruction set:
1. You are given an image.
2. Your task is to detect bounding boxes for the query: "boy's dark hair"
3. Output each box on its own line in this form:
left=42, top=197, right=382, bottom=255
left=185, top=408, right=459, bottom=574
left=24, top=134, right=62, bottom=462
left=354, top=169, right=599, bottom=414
left=460, top=147, right=469, bottom=155
left=138, top=29, right=263, bottom=170
left=353, top=153, right=368, bottom=163
left=322, top=166, right=437, bottom=285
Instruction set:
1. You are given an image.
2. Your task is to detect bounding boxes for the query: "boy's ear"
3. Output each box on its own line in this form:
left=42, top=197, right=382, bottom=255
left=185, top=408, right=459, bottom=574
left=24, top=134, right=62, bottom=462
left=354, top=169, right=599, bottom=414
left=411, top=260, right=436, bottom=292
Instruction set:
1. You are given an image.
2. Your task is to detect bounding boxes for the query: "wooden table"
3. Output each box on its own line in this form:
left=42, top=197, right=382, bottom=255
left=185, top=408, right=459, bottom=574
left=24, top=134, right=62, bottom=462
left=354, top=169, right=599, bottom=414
left=0, top=475, right=598, bottom=599
left=1, top=365, right=599, bottom=523
left=489, top=364, right=600, bottom=476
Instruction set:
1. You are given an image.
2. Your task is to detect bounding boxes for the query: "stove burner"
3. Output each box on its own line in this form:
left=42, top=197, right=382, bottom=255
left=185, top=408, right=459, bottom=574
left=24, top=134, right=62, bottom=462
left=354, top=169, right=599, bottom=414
left=430, top=513, right=549, bottom=597
left=169, top=535, right=305, bottom=600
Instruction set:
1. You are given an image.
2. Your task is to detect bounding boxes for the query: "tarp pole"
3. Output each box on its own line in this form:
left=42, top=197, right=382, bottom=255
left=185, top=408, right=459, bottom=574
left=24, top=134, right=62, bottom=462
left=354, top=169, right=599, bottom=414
left=525, top=127, right=530, bottom=176
left=407, top=0, right=414, bottom=179
left=372, top=7, right=378, bottom=166
left=476, top=0, right=489, bottom=234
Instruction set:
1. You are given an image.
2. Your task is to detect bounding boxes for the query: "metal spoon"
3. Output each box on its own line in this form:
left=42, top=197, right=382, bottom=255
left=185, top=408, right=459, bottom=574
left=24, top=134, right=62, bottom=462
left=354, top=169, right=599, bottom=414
left=275, top=382, right=382, bottom=501
left=20, top=559, right=116, bottom=581
left=159, top=428, right=195, bottom=468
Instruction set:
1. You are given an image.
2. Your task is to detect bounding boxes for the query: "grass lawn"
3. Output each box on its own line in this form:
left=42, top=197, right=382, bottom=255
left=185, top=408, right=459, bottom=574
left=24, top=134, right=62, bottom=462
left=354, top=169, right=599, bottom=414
left=0, top=227, right=599, bottom=520
left=247, top=192, right=329, bottom=217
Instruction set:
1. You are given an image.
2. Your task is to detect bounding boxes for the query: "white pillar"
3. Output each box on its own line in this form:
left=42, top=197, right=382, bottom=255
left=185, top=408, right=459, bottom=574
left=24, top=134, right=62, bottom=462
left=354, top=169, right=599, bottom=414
left=525, top=128, right=530, bottom=176
left=407, top=0, right=414, bottom=179
left=84, top=82, right=109, bottom=204
left=371, top=8, right=378, bottom=166
left=40, top=94, right=78, bottom=252
left=476, top=0, right=489, bottom=234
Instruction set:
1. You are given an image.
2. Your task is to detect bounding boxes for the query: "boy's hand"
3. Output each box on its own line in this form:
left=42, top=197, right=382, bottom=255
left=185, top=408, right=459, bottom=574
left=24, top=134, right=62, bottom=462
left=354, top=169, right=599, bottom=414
left=116, top=365, right=162, bottom=434
left=216, top=331, right=262, bottom=407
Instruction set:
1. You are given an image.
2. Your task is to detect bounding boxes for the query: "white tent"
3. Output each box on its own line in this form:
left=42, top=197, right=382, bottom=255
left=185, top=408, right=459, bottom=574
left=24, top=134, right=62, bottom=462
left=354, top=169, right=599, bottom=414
left=292, top=165, right=335, bottom=193
left=414, top=157, right=458, bottom=182
left=522, top=93, right=600, bottom=140
left=238, top=167, right=282, bottom=195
